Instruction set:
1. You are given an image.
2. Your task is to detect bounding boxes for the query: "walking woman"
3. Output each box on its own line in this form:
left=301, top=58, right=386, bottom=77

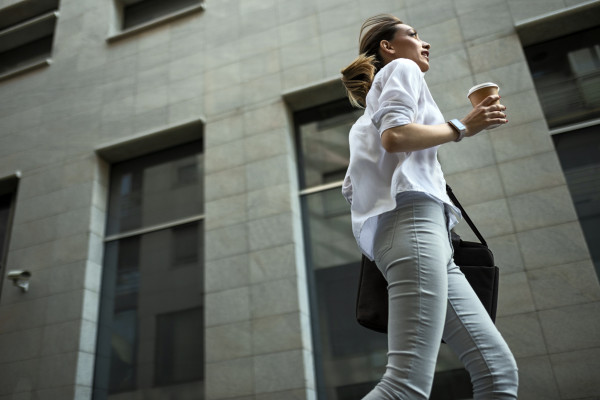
left=341, top=15, right=519, bottom=399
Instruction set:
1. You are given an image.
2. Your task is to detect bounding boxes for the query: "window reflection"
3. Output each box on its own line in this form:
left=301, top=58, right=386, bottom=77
left=525, top=26, right=600, bottom=128
left=94, top=142, right=204, bottom=400
left=296, top=101, right=468, bottom=399
left=106, top=144, right=204, bottom=236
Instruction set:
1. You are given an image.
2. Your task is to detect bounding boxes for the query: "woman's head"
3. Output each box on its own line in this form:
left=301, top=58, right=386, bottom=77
left=341, top=14, right=431, bottom=108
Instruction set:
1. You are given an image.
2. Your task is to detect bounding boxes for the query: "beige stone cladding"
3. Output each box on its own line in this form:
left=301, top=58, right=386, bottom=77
left=0, top=0, right=598, bottom=399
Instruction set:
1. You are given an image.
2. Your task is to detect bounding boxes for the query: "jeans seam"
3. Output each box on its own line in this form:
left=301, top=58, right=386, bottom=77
left=446, top=296, right=496, bottom=397
left=406, top=201, right=424, bottom=390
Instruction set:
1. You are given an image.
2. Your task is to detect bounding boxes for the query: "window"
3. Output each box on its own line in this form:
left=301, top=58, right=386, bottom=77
left=521, top=5, right=600, bottom=279
left=524, top=26, right=600, bottom=128
left=110, top=0, right=204, bottom=39
left=93, top=141, right=204, bottom=399
left=552, top=124, right=600, bottom=277
left=0, top=176, right=18, bottom=297
left=295, top=100, right=469, bottom=399
left=0, top=0, right=58, bottom=80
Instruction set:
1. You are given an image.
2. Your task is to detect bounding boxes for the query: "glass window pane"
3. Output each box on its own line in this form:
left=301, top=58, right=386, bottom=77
left=524, top=26, right=600, bottom=128
left=296, top=100, right=362, bottom=189
left=553, top=125, right=600, bottom=277
left=106, top=142, right=203, bottom=235
left=303, top=189, right=358, bottom=270
left=122, top=0, right=203, bottom=29
left=155, top=307, right=204, bottom=386
left=0, top=193, right=11, bottom=263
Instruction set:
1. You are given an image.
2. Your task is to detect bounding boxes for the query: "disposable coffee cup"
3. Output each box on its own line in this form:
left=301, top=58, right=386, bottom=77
left=467, top=82, right=501, bottom=129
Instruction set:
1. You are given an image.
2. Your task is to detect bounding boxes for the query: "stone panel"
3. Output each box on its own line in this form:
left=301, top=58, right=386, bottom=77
left=252, top=312, right=304, bottom=355
left=438, top=132, right=496, bottom=175
left=0, top=327, right=42, bottom=363
left=527, top=260, right=600, bottom=310
left=539, top=302, right=600, bottom=353
left=454, top=198, right=515, bottom=240
left=36, top=352, right=79, bottom=389
left=518, top=222, right=590, bottom=270
left=247, top=184, right=293, bottom=221
left=418, top=18, right=464, bottom=56
left=551, top=348, right=600, bottom=399
left=467, top=34, right=525, bottom=73
left=206, top=357, right=254, bottom=399
left=516, top=355, right=560, bottom=400
left=507, top=0, right=566, bottom=22
left=317, top=2, right=361, bottom=34
left=205, top=166, right=246, bottom=202
left=205, top=287, right=251, bottom=327
left=246, top=155, right=292, bottom=192
left=497, top=272, right=536, bottom=317
left=0, top=358, right=38, bottom=396
left=474, top=61, right=535, bottom=97
left=251, top=278, right=300, bottom=319
left=458, top=1, right=514, bottom=41
left=486, top=233, right=525, bottom=274
left=249, top=244, right=298, bottom=283
left=205, top=114, right=244, bottom=148
left=499, top=151, right=566, bottom=196
left=254, top=350, right=307, bottom=393
left=425, top=48, right=472, bottom=87
left=205, top=321, right=252, bottom=362
left=205, top=222, right=249, bottom=261
left=248, top=213, right=295, bottom=251
left=444, top=165, right=505, bottom=206
left=496, top=313, right=547, bottom=358
left=508, top=185, right=578, bottom=232
left=205, top=253, right=250, bottom=293
left=205, top=194, right=247, bottom=230
left=241, top=50, right=281, bottom=82
left=405, top=0, right=454, bottom=28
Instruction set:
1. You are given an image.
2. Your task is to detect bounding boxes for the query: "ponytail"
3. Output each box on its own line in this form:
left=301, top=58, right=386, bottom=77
left=341, top=14, right=403, bottom=108
left=341, top=54, right=377, bottom=108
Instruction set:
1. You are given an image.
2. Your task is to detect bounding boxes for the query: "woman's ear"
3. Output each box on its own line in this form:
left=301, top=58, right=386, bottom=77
left=380, top=40, right=395, bottom=56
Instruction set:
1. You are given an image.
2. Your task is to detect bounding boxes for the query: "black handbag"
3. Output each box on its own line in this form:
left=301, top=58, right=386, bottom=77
left=356, top=186, right=499, bottom=334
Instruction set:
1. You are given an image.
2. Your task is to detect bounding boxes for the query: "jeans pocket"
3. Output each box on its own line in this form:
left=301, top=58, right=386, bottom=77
left=373, top=209, right=398, bottom=262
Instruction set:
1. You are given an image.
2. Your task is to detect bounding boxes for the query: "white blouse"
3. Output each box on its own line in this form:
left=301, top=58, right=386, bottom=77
left=342, top=58, right=460, bottom=260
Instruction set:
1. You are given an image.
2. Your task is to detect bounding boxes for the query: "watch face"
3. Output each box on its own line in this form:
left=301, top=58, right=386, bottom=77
left=452, top=119, right=465, bottom=131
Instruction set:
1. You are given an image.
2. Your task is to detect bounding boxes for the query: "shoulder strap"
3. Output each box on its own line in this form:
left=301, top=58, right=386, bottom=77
left=446, top=185, right=487, bottom=246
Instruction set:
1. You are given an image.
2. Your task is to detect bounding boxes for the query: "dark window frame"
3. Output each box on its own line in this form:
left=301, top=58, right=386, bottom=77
left=93, top=140, right=205, bottom=399
left=0, top=177, right=19, bottom=298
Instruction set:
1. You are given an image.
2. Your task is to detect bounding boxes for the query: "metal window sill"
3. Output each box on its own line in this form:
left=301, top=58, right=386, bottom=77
left=0, top=58, right=51, bottom=83
left=106, top=3, right=205, bottom=43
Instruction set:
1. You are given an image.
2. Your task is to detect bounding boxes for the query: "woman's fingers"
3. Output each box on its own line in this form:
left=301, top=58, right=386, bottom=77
left=479, top=94, right=501, bottom=106
left=487, top=111, right=507, bottom=119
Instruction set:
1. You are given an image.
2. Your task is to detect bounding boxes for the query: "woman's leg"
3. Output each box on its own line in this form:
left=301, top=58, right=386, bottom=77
left=443, top=261, right=519, bottom=399
left=363, top=198, right=451, bottom=400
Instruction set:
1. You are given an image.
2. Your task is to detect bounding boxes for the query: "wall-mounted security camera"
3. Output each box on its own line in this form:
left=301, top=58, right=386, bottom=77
left=7, top=270, right=32, bottom=293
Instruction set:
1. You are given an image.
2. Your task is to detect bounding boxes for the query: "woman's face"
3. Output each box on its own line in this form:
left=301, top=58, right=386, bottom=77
left=382, top=24, right=431, bottom=72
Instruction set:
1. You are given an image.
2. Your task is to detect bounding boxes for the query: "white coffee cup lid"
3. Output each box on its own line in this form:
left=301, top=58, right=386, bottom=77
left=467, top=82, right=499, bottom=98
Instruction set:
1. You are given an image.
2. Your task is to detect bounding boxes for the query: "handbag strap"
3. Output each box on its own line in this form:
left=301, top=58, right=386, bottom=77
left=446, top=185, right=487, bottom=247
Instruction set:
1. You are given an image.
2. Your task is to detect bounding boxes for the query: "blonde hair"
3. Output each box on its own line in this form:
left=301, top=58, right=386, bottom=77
left=341, top=14, right=403, bottom=108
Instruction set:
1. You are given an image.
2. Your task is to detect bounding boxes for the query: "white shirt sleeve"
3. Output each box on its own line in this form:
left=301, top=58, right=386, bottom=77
left=370, top=59, right=424, bottom=136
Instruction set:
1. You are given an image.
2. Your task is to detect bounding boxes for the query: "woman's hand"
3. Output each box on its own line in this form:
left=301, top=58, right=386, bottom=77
left=460, top=95, right=507, bottom=137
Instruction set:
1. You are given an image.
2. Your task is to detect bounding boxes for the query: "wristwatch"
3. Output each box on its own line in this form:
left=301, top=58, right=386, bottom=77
left=448, top=119, right=466, bottom=142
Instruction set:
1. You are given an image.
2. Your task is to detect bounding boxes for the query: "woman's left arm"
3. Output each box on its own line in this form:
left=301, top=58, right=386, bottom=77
left=381, top=94, right=507, bottom=153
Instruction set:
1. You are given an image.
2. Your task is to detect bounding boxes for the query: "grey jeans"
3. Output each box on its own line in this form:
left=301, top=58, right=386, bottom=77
left=362, top=195, right=518, bottom=399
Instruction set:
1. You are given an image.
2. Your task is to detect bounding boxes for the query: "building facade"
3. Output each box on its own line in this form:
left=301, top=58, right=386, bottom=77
left=0, top=0, right=599, bottom=399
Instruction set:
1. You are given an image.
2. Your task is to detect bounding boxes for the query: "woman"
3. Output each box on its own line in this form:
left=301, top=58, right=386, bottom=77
left=341, top=14, right=519, bottom=399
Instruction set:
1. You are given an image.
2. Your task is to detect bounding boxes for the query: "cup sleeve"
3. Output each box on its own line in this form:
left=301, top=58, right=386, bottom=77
left=371, top=59, right=424, bottom=136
